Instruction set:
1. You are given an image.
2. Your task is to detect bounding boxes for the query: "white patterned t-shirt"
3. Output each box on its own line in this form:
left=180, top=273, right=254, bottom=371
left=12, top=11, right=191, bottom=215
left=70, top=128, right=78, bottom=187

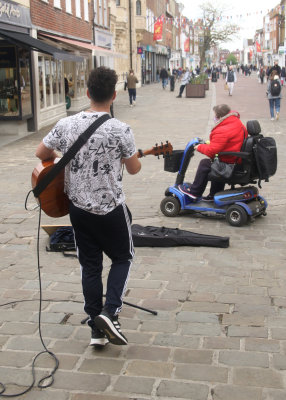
left=43, top=111, right=136, bottom=215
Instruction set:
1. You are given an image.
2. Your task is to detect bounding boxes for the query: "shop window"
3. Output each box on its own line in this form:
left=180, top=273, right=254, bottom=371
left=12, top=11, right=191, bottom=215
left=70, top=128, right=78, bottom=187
left=38, top=55, right=64, bottom=109
left=0, top=46, right=19, bottom=117
left=76, top=59, right=88, bottom=97
left=19, top=48, right=32, bottom=117
left=136, top=0, right=141, bottom=16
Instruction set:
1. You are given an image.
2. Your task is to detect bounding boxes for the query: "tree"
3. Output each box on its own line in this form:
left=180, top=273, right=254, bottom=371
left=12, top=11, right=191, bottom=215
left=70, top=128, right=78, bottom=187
left=226, top=54, right=238, bottom=65
left=197, top=2, right=239, bottom=68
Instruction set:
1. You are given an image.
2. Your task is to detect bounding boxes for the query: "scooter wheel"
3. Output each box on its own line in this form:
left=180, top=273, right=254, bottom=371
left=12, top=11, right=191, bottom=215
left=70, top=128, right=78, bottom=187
left=226, top=205, right=248, bottom=227
left=160, top=196, right=181, bottom=217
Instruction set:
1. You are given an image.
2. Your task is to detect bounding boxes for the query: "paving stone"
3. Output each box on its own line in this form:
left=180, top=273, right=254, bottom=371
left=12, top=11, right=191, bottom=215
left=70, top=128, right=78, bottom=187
left=262, top=388, right=286, bottom=400
left=203, top=337, right=240, bottom=350
left=125, top=360, right=173, bottom=378
left=182, top=322, right=222, bottom=336
left=176, top=311, right=219, bottom=323
left=52, top=371, right=110, bottom=391
left=245, top=338, right=280, bottom=353
left=126, top=345, right=170, bottom=361
left=233, top=367, right=284, bottom=389
left=271, top=328, right=286, bottom=340
left=182, top=301, right=229, bottom=313
left=78, top=358, right=125, bottom=374
left=140, top=320, right=178, bottom=333
left=219, top=350, right=269, bottom=368
left=227, top=326, right=268, bottom=338
left=222, top=314, right=265, bottom=326
left=71, top=395, right=133, bottom=400
left=212, top=384, right=262, bottom=400
left=113, top=376, right=155, bottom=396
left=272, top=354, right=286, bottom=370
left=173, top=348, right=213, bottom=364
left=153, top=333, right=200, bottom=348
left=156, top=380, right=209, bottom=400
left=175, top=363, right=228, bottom=383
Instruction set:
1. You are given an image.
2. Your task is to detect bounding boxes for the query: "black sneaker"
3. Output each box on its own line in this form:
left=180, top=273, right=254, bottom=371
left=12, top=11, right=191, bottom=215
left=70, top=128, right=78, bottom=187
left=90, top=327, right=109, bottom=347
left=202, top=194, right=214, bottom=202
left=94, top=309, right=128, bottom=345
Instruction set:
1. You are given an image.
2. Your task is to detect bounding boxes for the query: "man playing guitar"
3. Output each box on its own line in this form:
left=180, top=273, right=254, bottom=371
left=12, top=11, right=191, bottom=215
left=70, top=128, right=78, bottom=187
left=35, top=67, right=141, bottom=347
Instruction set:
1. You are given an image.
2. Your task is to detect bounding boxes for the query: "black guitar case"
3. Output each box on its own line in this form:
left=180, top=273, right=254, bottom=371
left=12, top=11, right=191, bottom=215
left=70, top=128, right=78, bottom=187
left=131, top=224, right=229, bottom=248
left=47, top=224, right=230, bottom=253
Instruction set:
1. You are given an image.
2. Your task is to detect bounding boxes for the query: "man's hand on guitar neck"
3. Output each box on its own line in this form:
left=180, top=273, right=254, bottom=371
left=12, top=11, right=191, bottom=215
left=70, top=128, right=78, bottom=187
left=36, top=141, right=59, bottom=161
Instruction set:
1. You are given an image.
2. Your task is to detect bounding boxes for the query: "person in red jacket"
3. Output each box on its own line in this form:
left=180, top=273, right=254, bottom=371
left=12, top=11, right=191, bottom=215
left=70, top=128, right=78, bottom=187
left=178, top=104, right=247, bottom=201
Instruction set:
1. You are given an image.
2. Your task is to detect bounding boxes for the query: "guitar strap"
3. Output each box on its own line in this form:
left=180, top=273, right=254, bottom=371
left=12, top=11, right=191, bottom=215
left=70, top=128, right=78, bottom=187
left=33, top=113, right=111, bottom=198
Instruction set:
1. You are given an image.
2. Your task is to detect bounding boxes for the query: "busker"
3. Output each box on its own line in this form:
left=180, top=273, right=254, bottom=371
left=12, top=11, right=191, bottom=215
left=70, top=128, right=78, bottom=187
left=35, top=66, right=141, bottom=347
left=178, top=104, right=247, bottom=202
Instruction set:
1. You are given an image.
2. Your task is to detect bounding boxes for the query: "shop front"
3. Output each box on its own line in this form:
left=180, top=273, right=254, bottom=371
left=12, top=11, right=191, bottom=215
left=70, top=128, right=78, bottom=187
left=142, top=45, right=155, bottom=84
left=0, top=0, right=82, bottom=136
left=155, top=44, right=168, bottom=71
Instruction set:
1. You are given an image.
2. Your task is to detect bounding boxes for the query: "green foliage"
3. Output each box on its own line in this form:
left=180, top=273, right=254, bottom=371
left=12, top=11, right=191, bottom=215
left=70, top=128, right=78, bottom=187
left=226, top=54, right=238, bottom=65
left=189, top=74, right=207, bottom=84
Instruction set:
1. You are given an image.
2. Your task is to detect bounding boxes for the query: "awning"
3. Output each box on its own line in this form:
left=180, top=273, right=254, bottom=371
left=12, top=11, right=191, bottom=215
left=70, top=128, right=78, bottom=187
left=0, top=29, right=84, bottom=61
left=40, top=33, right=128, bottom=59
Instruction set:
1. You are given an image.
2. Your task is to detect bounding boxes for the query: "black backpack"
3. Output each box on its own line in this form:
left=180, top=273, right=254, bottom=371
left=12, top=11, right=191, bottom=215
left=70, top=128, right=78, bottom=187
left=253, top=136, right=277, bottom=187
left=270, top=79, right=281, bottom=96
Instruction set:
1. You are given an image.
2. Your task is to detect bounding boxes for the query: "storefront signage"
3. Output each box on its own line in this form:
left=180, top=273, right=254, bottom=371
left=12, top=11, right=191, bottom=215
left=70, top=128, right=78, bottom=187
left=94, top=29, right=112, bottom=50
left=137, top=47, right=143, bottom=54
left=155, top=44, right=167, bottom=55
left=0, top=0, right=31, bottom=27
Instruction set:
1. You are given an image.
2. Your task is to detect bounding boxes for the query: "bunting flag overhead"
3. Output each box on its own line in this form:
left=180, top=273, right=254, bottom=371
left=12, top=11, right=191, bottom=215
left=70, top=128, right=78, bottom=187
left=153, top=16, right=163, bottom=41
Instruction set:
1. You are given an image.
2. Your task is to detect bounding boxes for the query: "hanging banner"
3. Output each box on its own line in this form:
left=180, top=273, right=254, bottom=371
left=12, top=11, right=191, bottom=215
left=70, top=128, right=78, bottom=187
left=249, top=49, right=253, bottom=58
left=153, top=17, right=163, bottom=41
left=184, top=38, right=190, bottom=52
left=256, top=41, right=261, bottom=52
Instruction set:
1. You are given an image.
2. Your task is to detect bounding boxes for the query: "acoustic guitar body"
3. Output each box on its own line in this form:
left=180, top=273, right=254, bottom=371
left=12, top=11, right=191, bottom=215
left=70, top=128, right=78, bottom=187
left=31, top=158, right=69, bottom=218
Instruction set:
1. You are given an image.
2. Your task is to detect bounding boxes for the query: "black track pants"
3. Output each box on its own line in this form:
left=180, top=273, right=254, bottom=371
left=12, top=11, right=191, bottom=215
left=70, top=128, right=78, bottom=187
left=69, top=202, right=134, bottom=321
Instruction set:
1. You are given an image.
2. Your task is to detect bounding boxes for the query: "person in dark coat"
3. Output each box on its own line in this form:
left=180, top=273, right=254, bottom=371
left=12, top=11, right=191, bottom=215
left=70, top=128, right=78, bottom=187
left=267, top=61, right=281, bottom=78
left=159, top=68, right=168, bottom=89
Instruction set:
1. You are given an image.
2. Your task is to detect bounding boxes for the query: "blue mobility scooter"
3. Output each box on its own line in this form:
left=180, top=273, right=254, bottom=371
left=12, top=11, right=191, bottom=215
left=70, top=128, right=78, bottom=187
left=160, top=120, right=269, bottom=227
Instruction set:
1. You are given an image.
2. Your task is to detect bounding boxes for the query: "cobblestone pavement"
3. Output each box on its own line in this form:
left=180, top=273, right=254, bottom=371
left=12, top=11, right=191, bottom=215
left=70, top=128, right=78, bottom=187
left=0, top=73, right=286, bottom=400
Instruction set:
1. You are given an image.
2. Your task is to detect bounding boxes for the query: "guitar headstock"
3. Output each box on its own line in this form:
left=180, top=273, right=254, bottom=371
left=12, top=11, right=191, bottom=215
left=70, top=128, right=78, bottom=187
left=140, top=141, right=173, bottom=158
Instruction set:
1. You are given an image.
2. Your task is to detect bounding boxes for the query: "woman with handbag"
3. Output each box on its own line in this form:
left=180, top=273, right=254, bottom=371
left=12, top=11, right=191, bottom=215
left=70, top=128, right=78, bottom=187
left=178, top=104, right=247, bottom=202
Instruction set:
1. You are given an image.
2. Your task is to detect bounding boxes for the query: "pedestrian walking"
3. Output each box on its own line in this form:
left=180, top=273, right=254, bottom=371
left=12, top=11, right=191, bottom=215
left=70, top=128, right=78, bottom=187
left=222, top=64, right=227, bottom=79
left=159, top=67, right=168, bottom=89
left=35, top=66, right=142, bottom=347
left=266, top=71, right=282, bottom=121
left=259, top=67, right=265, bottom=84
left=225, top=65, right=237, bottom=96
left=176, top=68, right=190, bottom=98
left=126, top=69, right=138, bottom=107
left=267, top=61, right=281, bottom=78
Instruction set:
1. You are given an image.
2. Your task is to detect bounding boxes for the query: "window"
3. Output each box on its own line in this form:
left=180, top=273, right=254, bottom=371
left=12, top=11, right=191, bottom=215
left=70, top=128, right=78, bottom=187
left=65, top=0, right=71, bottom=14
left=54, top=0, right=61, bottom=9
left=104, top=0, right=107, bottom=26
left=75, top=0, right=81, bottom=18
left=136, top=0, right=141, bottom=16
left=116, top=0, right=120, bottom=5
left=38, top=56, right=63, bottom=109
left=84, top=0, right=89, bottom=21
left=94, top=0, right=98, bottom=24
left=99, top=0, right=102, bottom=25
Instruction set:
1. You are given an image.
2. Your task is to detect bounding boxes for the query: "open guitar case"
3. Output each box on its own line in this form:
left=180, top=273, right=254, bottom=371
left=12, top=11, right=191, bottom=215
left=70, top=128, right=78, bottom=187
left=43, top=224, right=229, bottom=255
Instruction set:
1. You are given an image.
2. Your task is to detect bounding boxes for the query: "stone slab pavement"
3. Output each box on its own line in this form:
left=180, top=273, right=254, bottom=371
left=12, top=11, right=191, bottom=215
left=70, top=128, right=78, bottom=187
left=0, top=73, right=286, bottom=400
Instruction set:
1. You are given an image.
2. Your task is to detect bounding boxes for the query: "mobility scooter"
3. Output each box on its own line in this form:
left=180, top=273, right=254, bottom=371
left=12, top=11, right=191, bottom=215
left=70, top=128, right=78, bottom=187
left=160, top=120, right=273, bottom=227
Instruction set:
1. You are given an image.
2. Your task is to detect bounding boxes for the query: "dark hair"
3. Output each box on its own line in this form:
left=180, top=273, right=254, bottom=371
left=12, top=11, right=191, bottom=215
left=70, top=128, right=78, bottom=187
left=213, top=104, right=231, bottom=119
left=87, top=66, right=118, bottom=102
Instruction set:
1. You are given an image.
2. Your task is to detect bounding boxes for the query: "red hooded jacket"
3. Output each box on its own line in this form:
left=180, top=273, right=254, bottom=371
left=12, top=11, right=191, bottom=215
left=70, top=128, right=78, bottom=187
left=197, top=111, right=247, bottom=163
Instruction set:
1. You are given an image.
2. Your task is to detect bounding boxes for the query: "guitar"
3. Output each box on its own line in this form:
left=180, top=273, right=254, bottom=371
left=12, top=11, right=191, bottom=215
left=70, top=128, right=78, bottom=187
left=31, top=141, right=173, bottom=218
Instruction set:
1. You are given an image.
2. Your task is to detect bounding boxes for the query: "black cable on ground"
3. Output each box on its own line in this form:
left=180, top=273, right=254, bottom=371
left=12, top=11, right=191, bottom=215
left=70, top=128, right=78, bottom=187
left=0, top=192, right=59, bottom=398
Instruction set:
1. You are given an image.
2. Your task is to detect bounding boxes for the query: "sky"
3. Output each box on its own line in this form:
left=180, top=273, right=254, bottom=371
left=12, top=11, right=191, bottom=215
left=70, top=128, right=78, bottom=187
left=180, top=0, right=281, bottom=50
